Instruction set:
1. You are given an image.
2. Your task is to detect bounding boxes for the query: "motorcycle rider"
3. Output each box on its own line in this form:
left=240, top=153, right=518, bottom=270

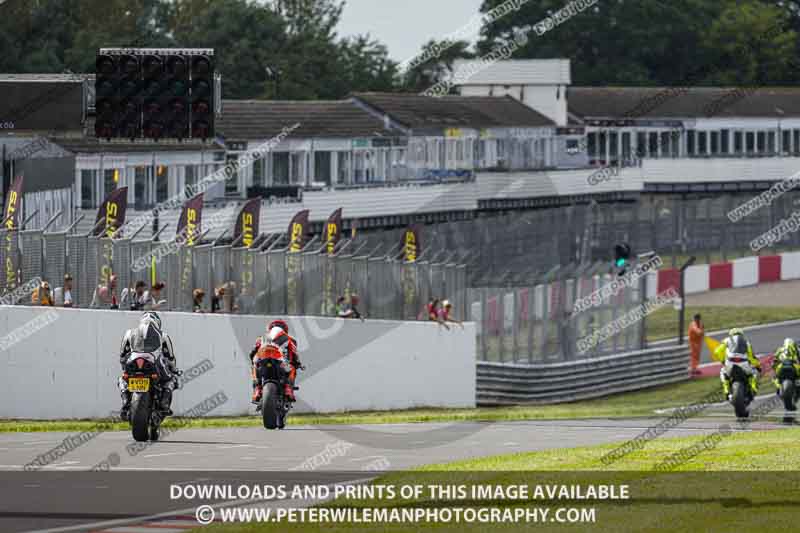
left=713, top=327, right=761, bottom=400
left=771, top=337, right=800, bottom=392
left=251, top=319, right=302, bottom=405
left=118, top=312, right=181, bottom=421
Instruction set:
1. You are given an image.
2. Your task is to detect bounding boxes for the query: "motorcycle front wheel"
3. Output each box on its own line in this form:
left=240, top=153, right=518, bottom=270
left=731, top=381, right=749, bottom=418
left=781, top=379, right=796, bottom=411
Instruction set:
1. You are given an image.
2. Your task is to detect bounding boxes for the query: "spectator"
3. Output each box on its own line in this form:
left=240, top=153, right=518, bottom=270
left=426, top=298, right=440, bottom=322
left=129, top=281, right=147, bottom=310
left=31, top=281, right=54, bottom=306
left=192, top=288, right=205, bottom=313
left=211, top=285, right=225, bottom=313
left=93, top=274, right=119, bottom=309
left=53, top=274, right=73, bottom=307
left=688, top=313, right=704, bottom=376
left=337, top=294, right=363, bottom=320
left=142, top=281, right=166, bottom=310
left=335, top=296, right=347, bottom=316
left=425, top=296, right=439, bottom=321
left=439, top=299, right=463, bottom=329
left=427, top=298, right=449, bottom=330
left=349, top=294, right=363, bottom=320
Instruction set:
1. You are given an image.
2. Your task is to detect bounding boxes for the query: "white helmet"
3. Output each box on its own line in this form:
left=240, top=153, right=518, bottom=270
left=131, top=320, right=162, bottom=353
left=140, top=311, right=162, bottom=331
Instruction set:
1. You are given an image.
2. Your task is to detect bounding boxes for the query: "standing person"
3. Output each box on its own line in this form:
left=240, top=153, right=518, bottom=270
left=211, top=285, right=225, bottom=313
left=94, top=275, right=119, bottom=309
left=129, top=281, right=147, bottom=311
left=143, top=282, right=166, bottom=310
left=53, top=274, right=74, bottom=307
left=688, top=314, right=704, bottom=376
left=192, top=289, right=205, bottom=313
left=32, top=281, right=54, bottom=306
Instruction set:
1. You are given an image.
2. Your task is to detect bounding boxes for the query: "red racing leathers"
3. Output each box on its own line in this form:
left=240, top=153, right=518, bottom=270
left=250, top=328, right=300, bottom=403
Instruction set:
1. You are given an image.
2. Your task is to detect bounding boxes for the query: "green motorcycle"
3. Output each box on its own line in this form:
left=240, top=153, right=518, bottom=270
left=773, top=348, right=800, bottom=411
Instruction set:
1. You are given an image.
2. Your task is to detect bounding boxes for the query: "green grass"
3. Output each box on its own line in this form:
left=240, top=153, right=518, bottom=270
left=0, top=376, right=732, bottom=433
left=480, top=305, right=800, bottom=359
left=195, top=428, right=800, bottom=533
left=419, top=425, right=800, bottom=471
left=646, top=305, right=800, bottom=342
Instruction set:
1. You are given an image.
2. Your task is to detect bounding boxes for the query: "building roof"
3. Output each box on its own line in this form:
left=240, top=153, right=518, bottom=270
left=0, top=73, right=88, bottom=82
left=352, top=93, right=555, bottom=129
left=568, top=86, right=800, bottom=120
left=217, top=100, right=398, bottom=140
left=451, top=59, right=572, bottom=85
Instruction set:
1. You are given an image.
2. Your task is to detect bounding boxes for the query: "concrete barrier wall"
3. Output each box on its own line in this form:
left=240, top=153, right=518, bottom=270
left=0, top=307, right=476, bottom=419
left=646, top=253, right=799, bottom=296
left=781, top=251, right=800, bottom=280
left=684, top=264, right=710, bottom=294
left=732, top=256, right=758, bottom=288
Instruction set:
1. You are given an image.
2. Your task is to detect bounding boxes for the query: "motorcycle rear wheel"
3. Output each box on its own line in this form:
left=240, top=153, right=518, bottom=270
left=131, top=392, right=151, bottom=442
left=262, top=382, right=280, bottom=430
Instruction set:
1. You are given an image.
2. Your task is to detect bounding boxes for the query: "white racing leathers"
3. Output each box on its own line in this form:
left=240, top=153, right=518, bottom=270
left=720, top=342, right=760, bottom=393
left=118, top=331, right=180, bottom=415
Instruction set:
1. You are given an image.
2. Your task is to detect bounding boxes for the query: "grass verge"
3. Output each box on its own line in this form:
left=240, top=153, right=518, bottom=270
left=646, top=305, right=800, bottom=341
left=0, top=375, right=739, bottom=433
left=196, top=428, right=800, bottom=533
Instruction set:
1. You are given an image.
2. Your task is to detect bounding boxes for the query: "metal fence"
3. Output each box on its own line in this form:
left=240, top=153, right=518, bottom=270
left=469, top=266, right=647, bottom=363
left=0, top=230, right=468, bottom=321
left=357, top=190, right=800, bottom=286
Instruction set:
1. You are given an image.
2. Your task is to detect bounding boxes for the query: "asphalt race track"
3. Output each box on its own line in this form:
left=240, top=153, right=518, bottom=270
left=0, top=402, right=796, bottom=532
left=0, top=417, right=788, bottom=473
left=652, top=318, right=800, bottom=365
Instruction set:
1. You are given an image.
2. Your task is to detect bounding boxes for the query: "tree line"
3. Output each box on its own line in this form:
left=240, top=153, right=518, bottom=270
left=0, top=0, right=797, bottom=101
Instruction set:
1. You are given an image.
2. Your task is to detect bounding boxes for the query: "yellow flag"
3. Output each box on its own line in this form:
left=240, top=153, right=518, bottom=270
left=706, top=336, right=723, bottom=362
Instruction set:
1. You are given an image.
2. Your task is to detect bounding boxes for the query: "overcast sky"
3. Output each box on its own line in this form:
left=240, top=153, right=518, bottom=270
left=337, top=0, right=485, bottom=63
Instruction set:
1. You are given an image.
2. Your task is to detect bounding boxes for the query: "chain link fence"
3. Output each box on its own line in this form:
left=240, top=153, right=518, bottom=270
left=354, top=191, right=800, bottom=286
left=470, top=266, right=648, bottom=362
left=0, top=231, right=468, bottom=321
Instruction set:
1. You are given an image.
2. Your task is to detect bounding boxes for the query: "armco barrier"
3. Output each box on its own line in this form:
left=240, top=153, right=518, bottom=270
left=0, top=307, right=476, bottom=419
left=477, top=344, right=689, bottom=406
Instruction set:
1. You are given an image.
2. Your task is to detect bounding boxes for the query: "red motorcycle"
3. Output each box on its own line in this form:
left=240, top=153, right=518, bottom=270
left=253, top=346, right=299, bottom=429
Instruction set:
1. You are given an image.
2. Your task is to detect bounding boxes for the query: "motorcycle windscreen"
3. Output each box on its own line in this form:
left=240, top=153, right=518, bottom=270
left=131, top=322, right=162, bottom=353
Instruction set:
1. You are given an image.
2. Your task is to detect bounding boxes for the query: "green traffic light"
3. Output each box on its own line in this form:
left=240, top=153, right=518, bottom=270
left=615, top=258, right=626, bottom=267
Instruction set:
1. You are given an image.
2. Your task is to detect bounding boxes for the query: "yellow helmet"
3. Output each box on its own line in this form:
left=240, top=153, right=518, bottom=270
left=728, top=328, right=744, bottom=338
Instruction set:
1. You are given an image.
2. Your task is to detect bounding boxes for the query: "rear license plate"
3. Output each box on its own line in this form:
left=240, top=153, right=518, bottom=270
left=128, top=377, right=150, bottom=392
